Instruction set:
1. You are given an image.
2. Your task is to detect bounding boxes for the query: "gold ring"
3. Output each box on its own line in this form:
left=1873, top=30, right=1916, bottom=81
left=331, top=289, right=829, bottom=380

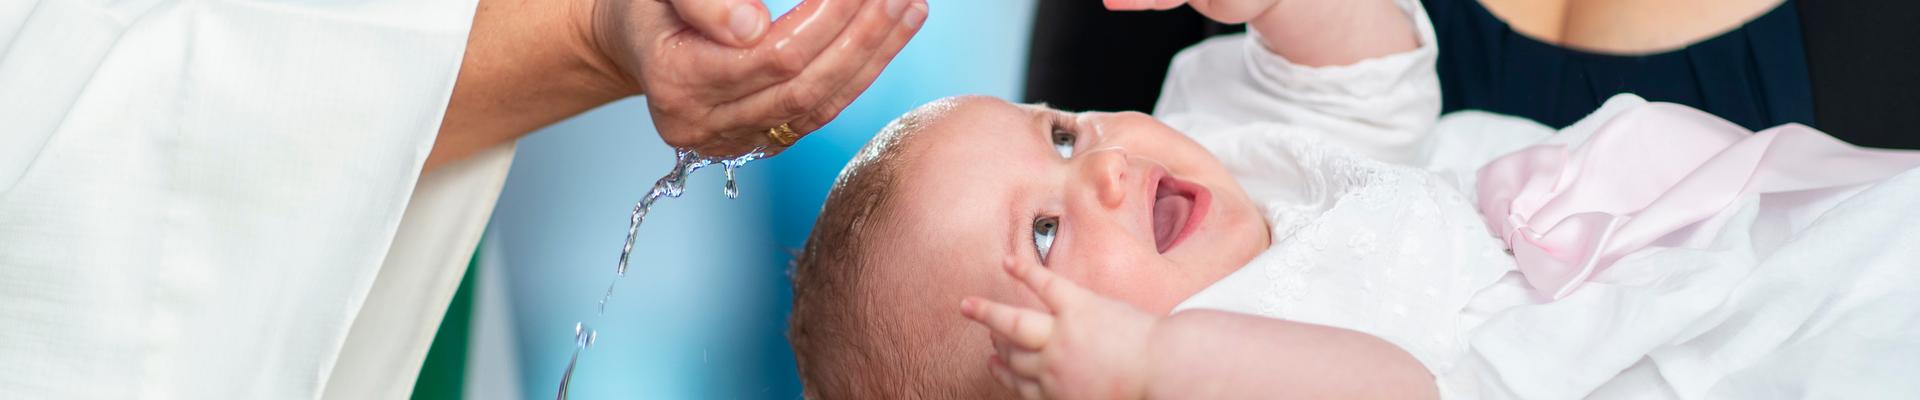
left=767, top=123, right=800, bottom=147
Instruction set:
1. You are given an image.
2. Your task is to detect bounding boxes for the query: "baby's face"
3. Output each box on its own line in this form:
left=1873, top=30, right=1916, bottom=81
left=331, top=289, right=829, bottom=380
left=874, top=96, right=1269, bottom=321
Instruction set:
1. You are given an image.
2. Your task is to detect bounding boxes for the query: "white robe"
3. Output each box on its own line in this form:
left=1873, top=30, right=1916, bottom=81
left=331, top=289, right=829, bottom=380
left=0, top=1, right=510, bottom=398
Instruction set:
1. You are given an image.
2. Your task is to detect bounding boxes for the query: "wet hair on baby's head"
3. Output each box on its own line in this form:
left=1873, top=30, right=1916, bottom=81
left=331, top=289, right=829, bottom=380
left=787, top=100, right=955, bottom=398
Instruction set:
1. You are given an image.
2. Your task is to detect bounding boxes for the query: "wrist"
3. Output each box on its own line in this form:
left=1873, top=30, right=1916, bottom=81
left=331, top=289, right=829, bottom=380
left=574, top=0, right=645, bottom=96
left=1137, top=313, right=1182, bottom=400
left=433, top=0, right=635, bottom=169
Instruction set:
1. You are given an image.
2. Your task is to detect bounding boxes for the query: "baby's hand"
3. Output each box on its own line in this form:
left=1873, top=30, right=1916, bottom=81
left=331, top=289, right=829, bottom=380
left=1107, top=0, right=1419, bottom=68
left=960, top=257, right=1160, bottom=400
left=1105, top=0, right=1283, bottom=24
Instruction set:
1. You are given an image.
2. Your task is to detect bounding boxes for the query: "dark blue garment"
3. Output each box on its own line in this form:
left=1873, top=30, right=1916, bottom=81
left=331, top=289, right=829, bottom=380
left=1424, top=0, right=1817, bottom=132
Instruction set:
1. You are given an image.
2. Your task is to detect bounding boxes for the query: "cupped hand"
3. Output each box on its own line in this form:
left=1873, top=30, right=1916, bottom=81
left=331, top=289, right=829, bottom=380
left=960, top=257, right=1160, bottom=400
left=593, top=0, right=927, bottom=156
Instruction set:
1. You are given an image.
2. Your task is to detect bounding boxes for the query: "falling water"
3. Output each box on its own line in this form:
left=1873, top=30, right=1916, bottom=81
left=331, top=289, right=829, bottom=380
left=557, top=146, right=766, bottom=400
left=555, top=323, right=596, bottom=400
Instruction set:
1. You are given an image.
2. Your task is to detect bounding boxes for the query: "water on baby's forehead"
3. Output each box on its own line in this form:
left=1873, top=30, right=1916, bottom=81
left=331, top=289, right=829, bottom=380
left=557, top=147, right=765, bottom=400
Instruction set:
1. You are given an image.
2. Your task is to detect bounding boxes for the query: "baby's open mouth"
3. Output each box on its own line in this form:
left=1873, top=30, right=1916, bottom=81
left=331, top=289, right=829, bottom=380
left=1151, top=173, right=1208, bottom=253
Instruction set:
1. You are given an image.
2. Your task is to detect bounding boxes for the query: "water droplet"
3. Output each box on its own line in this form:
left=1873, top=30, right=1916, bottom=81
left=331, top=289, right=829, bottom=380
left=596, top=282, right=615, bottom=315
left=723, top=164, right=740, bottom=199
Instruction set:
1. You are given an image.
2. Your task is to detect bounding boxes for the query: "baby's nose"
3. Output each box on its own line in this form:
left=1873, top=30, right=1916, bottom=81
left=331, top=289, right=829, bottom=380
left=1079, top=148, right=1130, bottom=209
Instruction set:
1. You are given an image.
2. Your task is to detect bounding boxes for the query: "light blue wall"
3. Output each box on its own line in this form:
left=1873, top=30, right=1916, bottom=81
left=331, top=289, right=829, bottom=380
left=487, top=1, right=1035, bottom=398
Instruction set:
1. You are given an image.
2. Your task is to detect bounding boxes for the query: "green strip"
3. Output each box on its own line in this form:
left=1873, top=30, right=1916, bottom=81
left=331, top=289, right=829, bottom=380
left=412, top=244, right=480, bottom=400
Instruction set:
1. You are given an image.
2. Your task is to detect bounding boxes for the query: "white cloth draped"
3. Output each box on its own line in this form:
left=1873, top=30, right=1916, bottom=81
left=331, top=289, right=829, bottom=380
left=1153, top=1, right=1920, bottom=397
left=0, top=0, right=510, bottom=398
left=1440, top=97, right=1920, bottom=400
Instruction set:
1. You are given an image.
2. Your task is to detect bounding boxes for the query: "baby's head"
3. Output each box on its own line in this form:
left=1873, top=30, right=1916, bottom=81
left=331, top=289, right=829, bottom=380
left=788, top=96, right=1270, bottom=398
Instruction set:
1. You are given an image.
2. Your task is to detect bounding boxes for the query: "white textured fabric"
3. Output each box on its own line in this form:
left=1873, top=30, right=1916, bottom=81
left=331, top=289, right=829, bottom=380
left=1173, top=124, right=1521, bottom=373
left=1155, top=2, right=1920, bottom=397
left=1153, top=0, right=1441, bottom=167
left=1156, top=0, right=1527, bottom=373
left=1437, top=99, right=1920, bottom=399
left=0, top=0, right=504, bottom=398
left=1435, top=172, right=1920, bottom=399
left=1159, top=0, right=1490, bottom=371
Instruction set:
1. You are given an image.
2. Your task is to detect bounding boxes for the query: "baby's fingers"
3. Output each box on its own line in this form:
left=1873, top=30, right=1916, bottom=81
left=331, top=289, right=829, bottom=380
left=1003, top=257, right=1093, bottom=312
left=992, top=355, right=1048, bottom=400
left=962, top=297, right=1053, bottom=349
left=1003, top=347, right=1048, bottom=378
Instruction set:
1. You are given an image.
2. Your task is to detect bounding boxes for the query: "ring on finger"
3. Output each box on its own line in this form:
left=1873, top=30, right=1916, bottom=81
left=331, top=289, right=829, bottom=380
left=767, top=123, right=800, bottom=147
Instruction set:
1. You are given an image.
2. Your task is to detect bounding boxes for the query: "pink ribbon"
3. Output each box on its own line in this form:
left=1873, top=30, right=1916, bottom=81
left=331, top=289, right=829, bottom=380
left=1476, top=103, right=1920, bottom=300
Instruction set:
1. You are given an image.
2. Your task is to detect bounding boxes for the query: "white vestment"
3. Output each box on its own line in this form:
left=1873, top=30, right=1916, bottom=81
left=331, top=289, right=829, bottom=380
left=0, top=0, right=510, bottom=398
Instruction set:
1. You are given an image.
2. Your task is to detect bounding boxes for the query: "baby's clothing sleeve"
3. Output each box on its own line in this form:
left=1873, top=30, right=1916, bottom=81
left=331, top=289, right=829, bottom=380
left=1153, top=0, right=1441, bottom=165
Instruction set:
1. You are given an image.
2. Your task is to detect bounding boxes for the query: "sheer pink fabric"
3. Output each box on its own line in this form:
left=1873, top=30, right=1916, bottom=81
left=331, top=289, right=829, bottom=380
left=1476, top=103, right=1920, bottom=300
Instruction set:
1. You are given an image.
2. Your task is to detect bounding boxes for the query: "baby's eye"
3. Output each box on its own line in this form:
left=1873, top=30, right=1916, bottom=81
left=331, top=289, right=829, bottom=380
left=1050, top=128, right=1076, bottom=158
left=1032, top=216, right=1060, bottom=263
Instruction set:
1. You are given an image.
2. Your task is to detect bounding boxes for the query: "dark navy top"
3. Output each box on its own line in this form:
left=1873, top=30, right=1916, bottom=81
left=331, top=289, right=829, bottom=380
left=1423, top=0, right=1817, bottom=132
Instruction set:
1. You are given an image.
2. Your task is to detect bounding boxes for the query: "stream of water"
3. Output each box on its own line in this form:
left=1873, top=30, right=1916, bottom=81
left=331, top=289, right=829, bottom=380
left=556, top=147, right=766, bottom=400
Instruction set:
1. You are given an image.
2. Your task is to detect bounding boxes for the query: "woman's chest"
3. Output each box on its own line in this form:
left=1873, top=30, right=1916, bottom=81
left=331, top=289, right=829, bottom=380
left=1478, top=0, right=1785, bottom=54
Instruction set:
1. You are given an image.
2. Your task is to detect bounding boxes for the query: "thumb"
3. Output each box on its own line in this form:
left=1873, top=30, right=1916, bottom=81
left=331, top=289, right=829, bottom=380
left=669, top=0, right=771, bottom=47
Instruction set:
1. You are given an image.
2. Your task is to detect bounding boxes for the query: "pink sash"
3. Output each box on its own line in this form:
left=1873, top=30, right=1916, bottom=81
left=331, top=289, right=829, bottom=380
left=1476, top=103, right=1920, bottom=300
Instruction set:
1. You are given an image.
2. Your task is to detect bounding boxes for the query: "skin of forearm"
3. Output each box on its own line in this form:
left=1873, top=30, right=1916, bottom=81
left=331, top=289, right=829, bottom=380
left=1142, top=310, right=1439, bottom=399
left=428, top=0, right=637, bottom=172
left=1251, top=0, right=1420, bottom=67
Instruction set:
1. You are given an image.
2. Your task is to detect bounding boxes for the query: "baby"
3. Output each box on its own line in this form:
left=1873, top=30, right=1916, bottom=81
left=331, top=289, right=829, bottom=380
left=786, top=0, right=1454, bottom=397
left=787, top=0, right=1920, bottom=398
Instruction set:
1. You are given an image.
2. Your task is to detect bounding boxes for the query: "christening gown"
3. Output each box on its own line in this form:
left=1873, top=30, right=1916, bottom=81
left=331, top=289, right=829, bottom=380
left=1151, top=0, right=1920, bottom=397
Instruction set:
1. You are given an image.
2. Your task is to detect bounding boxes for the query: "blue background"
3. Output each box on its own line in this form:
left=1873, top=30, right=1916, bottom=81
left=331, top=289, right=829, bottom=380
left=486, top=1, right=1037, bottom=398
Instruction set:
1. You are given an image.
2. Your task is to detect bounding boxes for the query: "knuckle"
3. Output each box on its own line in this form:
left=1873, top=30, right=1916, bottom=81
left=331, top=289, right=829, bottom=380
left=796, top=83, right=834, bottom=103
left=779, top=88, right=823, bottom=116
left=766, top=47, right=808, bottom=77
left=851, top=23, right=888, bottom=47
left=809, top=105, right=844, bottom=127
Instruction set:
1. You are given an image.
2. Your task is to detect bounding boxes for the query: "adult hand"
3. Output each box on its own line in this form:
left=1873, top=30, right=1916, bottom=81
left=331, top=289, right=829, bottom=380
left=593, top=0, right=928, bottom=157
left=959, top=257, right=1159, bottom=400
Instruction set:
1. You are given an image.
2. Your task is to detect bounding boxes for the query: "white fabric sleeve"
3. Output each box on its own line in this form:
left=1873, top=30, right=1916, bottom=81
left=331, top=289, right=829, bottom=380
left=1152, top=0, right=1441, bottom=166
left=0, top=0, right=486, bottom=398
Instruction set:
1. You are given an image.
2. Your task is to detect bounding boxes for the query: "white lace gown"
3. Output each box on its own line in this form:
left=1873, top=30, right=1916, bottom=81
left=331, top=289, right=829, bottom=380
left=1155, top=2, right=1920, bottom=398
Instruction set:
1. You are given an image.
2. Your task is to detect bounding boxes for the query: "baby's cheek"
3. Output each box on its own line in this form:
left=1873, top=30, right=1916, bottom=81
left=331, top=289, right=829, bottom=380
left=1065, top=248, right=1186, bottom=313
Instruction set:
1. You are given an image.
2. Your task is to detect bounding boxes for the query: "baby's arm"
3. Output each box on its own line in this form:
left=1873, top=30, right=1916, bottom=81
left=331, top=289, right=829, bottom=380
left=1146, top=310, right=1437, bottom=399
left=961, top=257, right=1436, bottom=399
left=1149, top=0, right=1440, bottom=165
left=1112, top=0, right=1418, bottom=67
